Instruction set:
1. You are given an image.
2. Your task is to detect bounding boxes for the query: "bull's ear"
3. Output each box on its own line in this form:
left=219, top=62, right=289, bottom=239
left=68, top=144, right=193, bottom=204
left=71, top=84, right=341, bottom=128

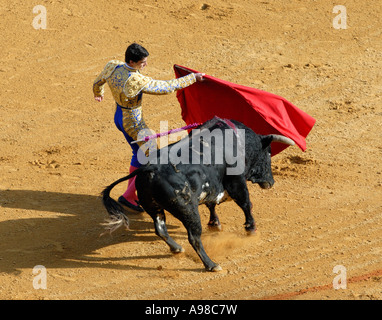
left=261, top=135, right=273, bottom=149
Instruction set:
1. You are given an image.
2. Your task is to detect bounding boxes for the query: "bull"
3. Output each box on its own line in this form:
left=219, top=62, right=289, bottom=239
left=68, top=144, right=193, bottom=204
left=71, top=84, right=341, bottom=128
left=102, top=117, right=294, bottom=271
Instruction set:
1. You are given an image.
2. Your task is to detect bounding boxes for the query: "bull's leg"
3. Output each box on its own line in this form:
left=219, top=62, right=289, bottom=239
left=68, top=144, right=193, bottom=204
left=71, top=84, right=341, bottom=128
left=240, top=200, right=256, bottom=234
left=206, top=203, right=222, bottom=231
left=225, top=178, right=256, bottom=234
left=181, top=208, right=222, bottom=272
left=151, top=210, right=184, bottom=253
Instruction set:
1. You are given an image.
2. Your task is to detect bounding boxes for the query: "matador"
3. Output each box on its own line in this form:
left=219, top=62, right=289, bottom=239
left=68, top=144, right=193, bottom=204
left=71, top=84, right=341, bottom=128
left=93, top=43, right=204, bottom=211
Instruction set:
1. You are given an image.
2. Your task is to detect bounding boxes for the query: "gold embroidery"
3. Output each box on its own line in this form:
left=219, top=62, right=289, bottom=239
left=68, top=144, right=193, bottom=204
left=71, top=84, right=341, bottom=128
left=123, top=73, right=152, bottom=98
left=93, top=60, right=124, bottom=97
left=142, top=73, right=196, bottom=95
left=94, top=60, right=197, bottom=109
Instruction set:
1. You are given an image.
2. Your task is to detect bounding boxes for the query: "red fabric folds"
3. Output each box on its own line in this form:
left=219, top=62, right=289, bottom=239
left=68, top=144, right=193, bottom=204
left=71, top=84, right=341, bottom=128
left=174, top=65, right=316, bottom=156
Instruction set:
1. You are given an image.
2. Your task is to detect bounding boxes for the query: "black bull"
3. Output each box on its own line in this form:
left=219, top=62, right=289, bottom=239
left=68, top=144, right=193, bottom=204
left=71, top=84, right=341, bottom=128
left=102, top=117, right=294, bottom=271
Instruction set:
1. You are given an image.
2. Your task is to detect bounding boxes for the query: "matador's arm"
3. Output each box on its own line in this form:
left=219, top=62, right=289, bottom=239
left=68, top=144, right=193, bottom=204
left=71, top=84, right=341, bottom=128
left=93, top=60, right=123, bottom=97
left=142, top=73, right=197, bottom=95
left=123, top=73, right=197, bottom=98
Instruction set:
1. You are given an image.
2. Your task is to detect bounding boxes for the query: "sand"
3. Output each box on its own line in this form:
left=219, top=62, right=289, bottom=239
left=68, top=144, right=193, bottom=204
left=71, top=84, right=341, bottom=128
left=0, top=0, right=381, bottom=300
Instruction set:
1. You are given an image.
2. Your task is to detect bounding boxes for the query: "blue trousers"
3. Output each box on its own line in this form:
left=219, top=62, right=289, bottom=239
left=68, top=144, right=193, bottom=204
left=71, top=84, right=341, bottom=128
left=114, top=105, right=142, bottom=168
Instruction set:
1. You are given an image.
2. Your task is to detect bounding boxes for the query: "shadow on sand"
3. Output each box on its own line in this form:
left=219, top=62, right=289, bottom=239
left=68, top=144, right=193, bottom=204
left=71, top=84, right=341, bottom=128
left=0, top=189, right=184, bottom=274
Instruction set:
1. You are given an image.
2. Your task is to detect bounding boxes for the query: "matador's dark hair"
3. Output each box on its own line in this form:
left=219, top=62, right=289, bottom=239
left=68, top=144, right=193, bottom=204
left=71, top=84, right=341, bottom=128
left=125, top=43, right=149, bottom=63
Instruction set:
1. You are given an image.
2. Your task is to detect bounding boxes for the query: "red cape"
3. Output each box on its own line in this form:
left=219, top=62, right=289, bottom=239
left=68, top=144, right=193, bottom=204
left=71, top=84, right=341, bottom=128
left=174, top=65, right=316, bottom=156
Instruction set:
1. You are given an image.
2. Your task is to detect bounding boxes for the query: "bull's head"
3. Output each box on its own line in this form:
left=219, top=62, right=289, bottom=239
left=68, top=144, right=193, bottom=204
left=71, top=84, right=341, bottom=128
left=248, top=134, right=295, bottom=189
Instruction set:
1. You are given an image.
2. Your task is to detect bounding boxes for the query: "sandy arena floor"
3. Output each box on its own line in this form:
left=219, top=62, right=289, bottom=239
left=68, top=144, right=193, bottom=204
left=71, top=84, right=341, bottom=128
left=0, top=0, right=381, bottom=300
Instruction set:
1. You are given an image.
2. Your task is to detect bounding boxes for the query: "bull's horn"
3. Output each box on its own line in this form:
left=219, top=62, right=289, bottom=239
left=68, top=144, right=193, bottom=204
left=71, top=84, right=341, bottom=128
left=271, top=135, right=295, bottom=146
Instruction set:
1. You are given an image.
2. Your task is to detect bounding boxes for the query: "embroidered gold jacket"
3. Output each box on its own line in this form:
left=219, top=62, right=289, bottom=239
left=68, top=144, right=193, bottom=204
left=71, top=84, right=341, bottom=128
left=93, top=60, right=196, bottom=144
left=93, top=60, right=196, bottom=108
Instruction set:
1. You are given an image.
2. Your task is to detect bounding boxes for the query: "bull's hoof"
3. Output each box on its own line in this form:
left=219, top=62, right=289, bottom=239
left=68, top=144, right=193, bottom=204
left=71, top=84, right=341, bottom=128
left=244, top=223, right=256, bottom=235
left=171, top=247, right=185, bottom=254
left=206, top=264, right=222, bottom=272
left=207, top=222, right=222, bottom=231
left=246, top=228, right=256, bottom=236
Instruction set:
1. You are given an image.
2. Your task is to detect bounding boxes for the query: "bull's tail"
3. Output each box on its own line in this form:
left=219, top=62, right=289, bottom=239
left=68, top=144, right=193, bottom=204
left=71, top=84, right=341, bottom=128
left=100, top=170, right=140, bottom=235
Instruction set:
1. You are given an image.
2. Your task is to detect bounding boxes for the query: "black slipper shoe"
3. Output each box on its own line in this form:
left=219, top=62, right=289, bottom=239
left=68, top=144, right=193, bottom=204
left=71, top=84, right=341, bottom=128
left=118, top=196, right=144, bottom=212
